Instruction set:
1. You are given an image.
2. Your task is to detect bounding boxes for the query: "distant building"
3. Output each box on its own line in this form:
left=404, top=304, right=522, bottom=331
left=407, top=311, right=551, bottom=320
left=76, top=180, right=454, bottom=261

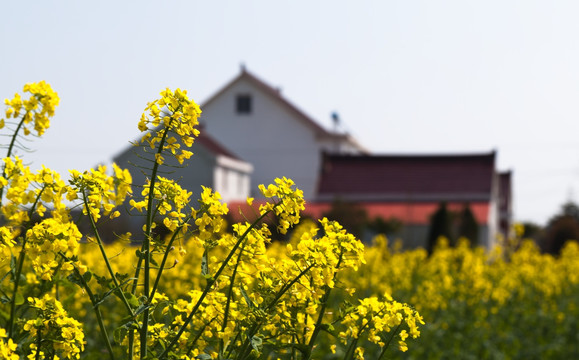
left=110, top=67, right=513, bottom=249
left=198, top=66, right=367, bottom=199
left=498, top=171, right=513, bottom=238
left=113, top=129, right=252, bottom=237
left=305, top=151, right=512, bottom=248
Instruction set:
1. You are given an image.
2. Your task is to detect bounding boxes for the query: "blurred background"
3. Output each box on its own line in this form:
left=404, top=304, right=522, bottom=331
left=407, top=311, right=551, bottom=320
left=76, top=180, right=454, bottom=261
left=2, top=0, right=579, bottom=229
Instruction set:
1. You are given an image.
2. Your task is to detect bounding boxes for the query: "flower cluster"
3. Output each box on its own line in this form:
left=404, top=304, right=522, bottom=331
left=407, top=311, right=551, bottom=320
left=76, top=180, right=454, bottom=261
left=339, top=295, right=424, bottom=355
left=137, top=88, right=201, bottom=165
left=194, top=186, right=229, bottom=245
left=0, top=227, right=17, bottom=264
left=2, top=81, right=59, bottom=136
left=0, top=156, right=36, bottom=224
left=23, top=295, right=85, bottom=359
left=69, top=163, right=132, bottom=222
left=1, top=157, right=72, bottom=222
left=130, top=175, right=193, bottom=235
left=291, top=218, right=366, bottom=288
left=25, top=218, right=84, bottom=280
left=0, top=83, right=428, bottom=360
left=0, top=329, right=18, bottom=360
left=258, top=177, right=305, bottom=234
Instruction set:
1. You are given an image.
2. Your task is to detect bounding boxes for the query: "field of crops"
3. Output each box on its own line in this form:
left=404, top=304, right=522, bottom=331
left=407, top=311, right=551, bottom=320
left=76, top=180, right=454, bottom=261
left=65, top=227, right=578, bottom=359
left=1, top=82, right=578, bottom=359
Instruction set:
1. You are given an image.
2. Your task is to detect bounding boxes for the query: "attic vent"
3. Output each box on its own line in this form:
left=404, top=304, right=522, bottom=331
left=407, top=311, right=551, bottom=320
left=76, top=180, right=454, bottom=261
left=236, top=94, right=252, bottom=114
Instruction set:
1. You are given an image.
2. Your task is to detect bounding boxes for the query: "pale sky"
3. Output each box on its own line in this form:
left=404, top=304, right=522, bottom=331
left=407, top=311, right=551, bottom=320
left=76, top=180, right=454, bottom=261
left=2, top=1, right=579, bottom=226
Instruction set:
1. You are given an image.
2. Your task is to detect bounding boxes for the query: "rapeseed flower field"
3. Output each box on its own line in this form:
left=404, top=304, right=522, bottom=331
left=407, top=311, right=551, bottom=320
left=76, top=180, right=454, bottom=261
left=0, top=82, right=577, bottom=359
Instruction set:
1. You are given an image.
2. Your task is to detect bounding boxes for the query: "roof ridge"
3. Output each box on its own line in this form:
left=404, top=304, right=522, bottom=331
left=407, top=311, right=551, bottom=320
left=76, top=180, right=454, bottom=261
left=201, top=67, right=333, bottom=137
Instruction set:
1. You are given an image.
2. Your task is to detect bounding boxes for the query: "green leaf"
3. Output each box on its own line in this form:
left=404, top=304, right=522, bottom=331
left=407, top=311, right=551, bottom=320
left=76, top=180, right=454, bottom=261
left=93, top=273, right=111, bottom=288
left=125, top=292, right=140, bottom=308
left=240, top=285, right=255, bottom=309
left=13, top=292, right=24, bottom=306
left=83, top=270, right=92, bottom=283
left=134, top=303, right=150, bottom=317
left=67, top=270, right=92, bottom=288
left=196, top=354, right=212, bottom=360
left=321, top=323, right=338, bottom=338
left=9, top=255, right=17, bottom=280
left=67, top=273, right=82, bottom=287
left=113, top=326, right=128, bottom=344
left=201, top=249, right=209, bottom=277
left=150, top=256, right=158, bottom=267
left=153, top=300, right=169, bottom=321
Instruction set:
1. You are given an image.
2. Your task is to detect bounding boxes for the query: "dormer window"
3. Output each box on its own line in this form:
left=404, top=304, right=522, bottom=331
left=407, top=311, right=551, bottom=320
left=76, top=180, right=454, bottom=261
left=236, top=94, right=252, bottom=114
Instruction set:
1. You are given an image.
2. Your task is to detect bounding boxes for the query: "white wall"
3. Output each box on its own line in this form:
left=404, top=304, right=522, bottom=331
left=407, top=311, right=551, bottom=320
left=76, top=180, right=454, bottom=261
left=213, top=155, right=253, bottom=203
left=201, top=79, right=323, bottom=199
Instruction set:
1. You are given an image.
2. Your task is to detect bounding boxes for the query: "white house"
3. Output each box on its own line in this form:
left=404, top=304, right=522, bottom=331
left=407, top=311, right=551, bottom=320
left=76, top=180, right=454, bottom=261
left=113, top=129, right=253, bottom=203
left=198, top=66, right=368, bottom=199
left=109, top=68, right=512, bottom=249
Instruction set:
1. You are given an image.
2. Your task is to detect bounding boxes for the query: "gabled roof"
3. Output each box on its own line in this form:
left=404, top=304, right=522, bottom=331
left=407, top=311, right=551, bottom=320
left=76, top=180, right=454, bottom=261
left=226, top=200, right=490, bottom=225
left=317, top=151, right=497, bottom=202
left=201, top=67, right=368, bottom=153
left=304, top=202, right=491, bottom=225
left=195, top=128, right=241, bottom=160
left=113, top=127, right=245, bottom=164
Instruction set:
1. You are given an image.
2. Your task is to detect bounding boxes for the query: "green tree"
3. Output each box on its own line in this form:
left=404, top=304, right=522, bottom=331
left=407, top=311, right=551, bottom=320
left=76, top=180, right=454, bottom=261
left=367, top=216, right=403, bottom=237
left=457, top=204, right=479, bottom=247
left=543, top=201, right=579, bottom=254
left=322, top=198, right=368, bottom=239
left=427, top=202, right=452, bottom=254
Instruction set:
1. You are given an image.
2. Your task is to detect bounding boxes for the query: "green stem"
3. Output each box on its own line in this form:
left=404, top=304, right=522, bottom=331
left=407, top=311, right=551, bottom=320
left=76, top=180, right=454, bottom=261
left=7, top=187, right=45, bottom=338
left=130, top=125, right=172, bottom=297
left=62, top=254, right=116, bottom=360
left=126, top=129, right=169, bottom=360
left=218, top=227, right=266, bottom=354
left=378, top=323, right=402, bottom=360
left=127, top=334, right=134, bottom=360
left=343, top=337, right=359, bottom=360
left=127, top=194, right=165, bottom=359
left=223, top=326, right=242, bottom=360
left=82, top=193, right=135, bottom=317
left=8, top=236, right=27, bottom=338
left=184, top=316, right=217, bottom=358
left=266, top=263, right=315, bottom=312
left=305, top=255, right=343, bottom=359
left=140, top=126, right=173, bottom=359
left=35, top=326, right=42, bottom=360
left=220, top=232, right=250, bottom=339
left=148, top=215, right=191, bottom=302
left=158, top=208, right=276, bottom=360
left=235, top=263, right=315, bottom=360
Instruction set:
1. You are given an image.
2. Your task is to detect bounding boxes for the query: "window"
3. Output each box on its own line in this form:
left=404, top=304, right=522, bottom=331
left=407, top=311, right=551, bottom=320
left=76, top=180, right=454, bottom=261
left=221, top=168, right=228, bottom=192
left=236, top=94, right=252, bottom=114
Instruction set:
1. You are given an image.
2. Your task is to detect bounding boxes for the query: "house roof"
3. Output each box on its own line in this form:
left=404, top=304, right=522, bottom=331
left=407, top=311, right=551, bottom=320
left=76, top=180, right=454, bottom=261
left=195, top=127, right=241, bottom=160
left=226, top=200, right=490, bottom=226
left=317, top=151, right=497, bottom=202
left=113, top=126, right=245, bottom=164
left=201, top=67, right=369, bottom=153
left=305, top=201, right=490, bottom=225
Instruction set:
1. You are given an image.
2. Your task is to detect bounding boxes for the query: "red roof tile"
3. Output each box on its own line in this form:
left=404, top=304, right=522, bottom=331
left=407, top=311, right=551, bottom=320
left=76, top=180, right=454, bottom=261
left=317, top=152, right=496, bottom=202
left=195, top=128, right=241, bottom=160
left=227, top=200, right=490, bottom=225
left=305, top=201, right=489, bottom=225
